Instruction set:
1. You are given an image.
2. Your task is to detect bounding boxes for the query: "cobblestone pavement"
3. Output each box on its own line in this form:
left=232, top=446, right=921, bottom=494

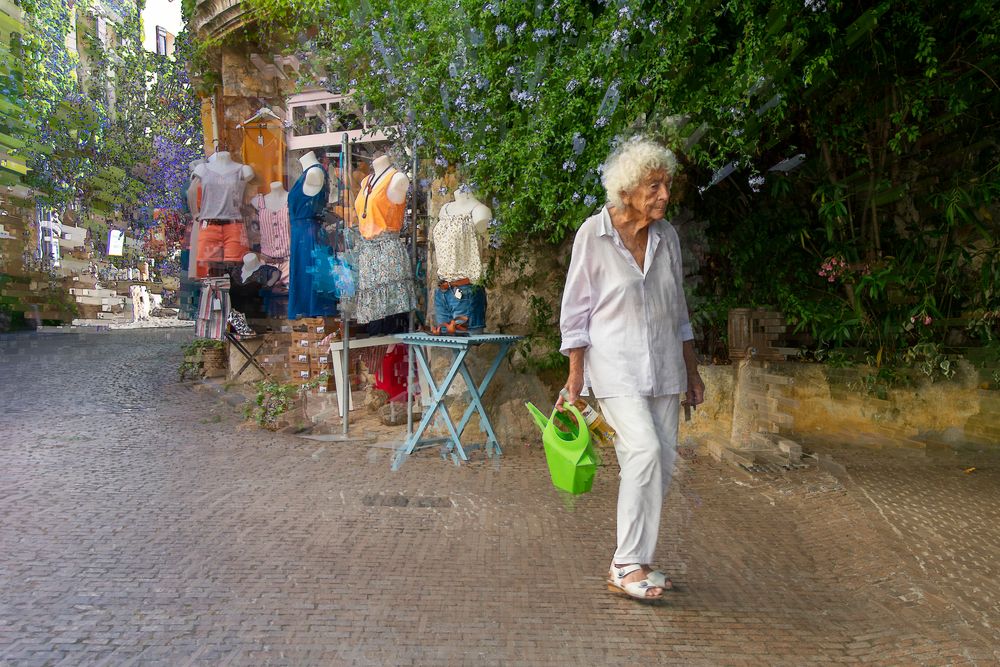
left=1, top=330, right=998, bottom=666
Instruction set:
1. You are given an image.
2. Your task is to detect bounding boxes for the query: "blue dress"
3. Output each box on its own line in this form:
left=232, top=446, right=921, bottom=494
left=287, top=164, right=337, bottom=319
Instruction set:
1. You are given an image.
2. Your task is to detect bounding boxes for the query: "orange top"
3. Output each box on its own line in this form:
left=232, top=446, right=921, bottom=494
left=354, top=169, right=406, bottom=239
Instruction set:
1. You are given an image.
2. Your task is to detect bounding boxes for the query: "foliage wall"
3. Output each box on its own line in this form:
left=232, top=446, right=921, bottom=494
left=21, top=0, right=202, bottom=230
left=239, top=0, right=998, bottom=360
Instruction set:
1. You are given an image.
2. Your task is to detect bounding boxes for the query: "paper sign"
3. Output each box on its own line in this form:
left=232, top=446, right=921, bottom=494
left=107, top=230, right=125, bottom=256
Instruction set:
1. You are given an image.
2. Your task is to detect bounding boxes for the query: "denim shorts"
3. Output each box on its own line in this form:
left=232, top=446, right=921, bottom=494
left=434, top=284, right=486, bottom=333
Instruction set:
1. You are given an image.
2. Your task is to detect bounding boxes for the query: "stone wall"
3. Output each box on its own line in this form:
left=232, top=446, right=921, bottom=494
left=679, top=362, right=1000, bottom=452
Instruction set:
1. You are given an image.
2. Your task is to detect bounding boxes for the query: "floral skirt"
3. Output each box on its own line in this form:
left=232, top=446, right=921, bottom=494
left=355, top=234, right=415, bottom=324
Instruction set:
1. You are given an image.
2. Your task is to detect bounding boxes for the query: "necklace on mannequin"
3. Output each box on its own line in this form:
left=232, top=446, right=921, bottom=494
left=361, top=165, right=394, bottom=219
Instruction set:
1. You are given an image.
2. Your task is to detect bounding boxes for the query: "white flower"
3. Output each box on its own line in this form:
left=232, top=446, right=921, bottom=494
left=495, top=24, right=510, bottom=39
left=566, top=79, right=579, bottom=92
left=584, top=194, right=597, bottom=207
left=562, top=159, right=576, bottom=171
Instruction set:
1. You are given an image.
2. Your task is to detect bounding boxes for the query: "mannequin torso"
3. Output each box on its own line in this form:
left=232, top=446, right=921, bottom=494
left=442, top=190, right=492, bottom=235
left=193, top=151, right=254, bottom=181
left=300, top=151, right=327, bottom=196
left=370, top=155, right=410, bottom=204
left=432, top=187, right=491, bottom=283
left=354, top=155, right=408, bottom=239
left=189, top=151, right=254, bottom=220
left=262, top=181, right=288, bottom=211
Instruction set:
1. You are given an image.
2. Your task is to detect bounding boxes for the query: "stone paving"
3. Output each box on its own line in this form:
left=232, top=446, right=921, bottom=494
left=0, top=329, right=998, bottom=666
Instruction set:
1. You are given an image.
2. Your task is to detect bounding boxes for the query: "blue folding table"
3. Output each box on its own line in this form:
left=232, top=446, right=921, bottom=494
left=392, top=333, right=523, bottom=469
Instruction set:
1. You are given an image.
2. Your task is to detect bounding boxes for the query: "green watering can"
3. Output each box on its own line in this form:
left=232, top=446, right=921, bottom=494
left=525, top=402, right=597, bottom=495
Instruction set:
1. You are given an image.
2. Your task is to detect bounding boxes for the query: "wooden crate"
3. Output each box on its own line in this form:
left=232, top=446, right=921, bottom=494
left=728, top=308, right=789, bottom=361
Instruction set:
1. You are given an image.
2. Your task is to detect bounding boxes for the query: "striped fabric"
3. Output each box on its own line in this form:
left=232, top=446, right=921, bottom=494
left=195, top=277, right=231, bottom=340
left=254, top=194, right=291, bottom=259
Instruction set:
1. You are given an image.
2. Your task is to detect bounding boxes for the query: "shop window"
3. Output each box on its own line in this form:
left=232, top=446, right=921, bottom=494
left=286, top=91, right=388, bottom=151
left=155, top=25, right=174, bottom=56
left=96, top=16, right=108, bottom=48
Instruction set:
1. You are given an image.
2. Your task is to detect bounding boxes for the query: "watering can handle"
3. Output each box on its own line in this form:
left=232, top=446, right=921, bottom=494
left=551, top=403, right=589, bottom=448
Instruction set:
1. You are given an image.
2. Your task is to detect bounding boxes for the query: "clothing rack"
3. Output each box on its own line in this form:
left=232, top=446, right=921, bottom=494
left=332, top=134, right=423, bottom=440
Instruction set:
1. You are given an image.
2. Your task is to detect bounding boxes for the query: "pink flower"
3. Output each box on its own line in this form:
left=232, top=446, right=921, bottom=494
left=923, top=315, right=932, bottom=326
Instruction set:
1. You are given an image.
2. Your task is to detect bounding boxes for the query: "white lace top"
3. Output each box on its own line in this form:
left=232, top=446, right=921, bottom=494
left=432, top=205, right=483, bottom=282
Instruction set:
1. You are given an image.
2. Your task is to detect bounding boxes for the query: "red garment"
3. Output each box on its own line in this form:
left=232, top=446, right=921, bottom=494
left=374, top=344, right=409, bottom=401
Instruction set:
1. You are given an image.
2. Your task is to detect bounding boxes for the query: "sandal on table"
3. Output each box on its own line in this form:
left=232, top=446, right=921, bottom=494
left=430, top=320, right=451, bottom=335
left=447, top=315, right=470, bottom=336
left=607, top=564, right=665, bottom=601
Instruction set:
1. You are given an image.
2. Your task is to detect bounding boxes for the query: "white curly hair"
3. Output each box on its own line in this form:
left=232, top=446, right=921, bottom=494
left=601, top=136, right=678, bottom=209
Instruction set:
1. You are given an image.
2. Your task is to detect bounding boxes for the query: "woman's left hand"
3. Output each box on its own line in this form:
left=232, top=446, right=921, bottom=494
left=685, top=372, right=705, bottom=407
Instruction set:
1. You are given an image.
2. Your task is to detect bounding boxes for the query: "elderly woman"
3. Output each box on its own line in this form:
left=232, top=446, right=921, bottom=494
left=557, top=136, right=705, bottom=601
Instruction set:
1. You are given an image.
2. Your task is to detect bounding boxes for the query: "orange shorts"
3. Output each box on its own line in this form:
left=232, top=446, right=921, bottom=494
left=196, top=221, right=249, bottom=274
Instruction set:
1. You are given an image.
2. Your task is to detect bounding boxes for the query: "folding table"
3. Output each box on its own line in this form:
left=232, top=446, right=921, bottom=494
left=328, top=335, right=399, bottom=417
left=225, top=332, right=269, bottom=381
left=391, top=333, right=523, bottom=470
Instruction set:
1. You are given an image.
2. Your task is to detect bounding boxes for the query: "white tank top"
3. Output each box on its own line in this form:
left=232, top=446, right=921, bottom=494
left=433, top=205, right=483, bottom=282
left=198, top=163, right=249, bottom=220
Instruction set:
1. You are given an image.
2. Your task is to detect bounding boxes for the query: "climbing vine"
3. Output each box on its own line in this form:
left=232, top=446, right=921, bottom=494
left=224, top=0, right=1000, bottom=359
left=21, top=0, right=201, bottom=223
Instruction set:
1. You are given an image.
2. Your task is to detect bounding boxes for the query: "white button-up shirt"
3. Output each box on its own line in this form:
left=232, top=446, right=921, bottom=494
left=560, top=206, right=693, bottom=398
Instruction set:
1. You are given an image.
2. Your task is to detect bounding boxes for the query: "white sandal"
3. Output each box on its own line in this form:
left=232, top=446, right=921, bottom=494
left=606, top=564, right=665, bottom=601
left=646, top=569, right=673, bottom=590
left=606, top=563, right=673, bottom=591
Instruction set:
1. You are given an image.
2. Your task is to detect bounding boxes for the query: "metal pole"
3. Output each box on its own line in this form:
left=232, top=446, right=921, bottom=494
left=406, top=138, right=418, bottom=438
left=341, top=133, right=351, bottom=435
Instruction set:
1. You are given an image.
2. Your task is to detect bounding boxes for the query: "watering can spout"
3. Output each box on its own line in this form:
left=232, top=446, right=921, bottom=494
left=525, top=402, right=549, bottom=434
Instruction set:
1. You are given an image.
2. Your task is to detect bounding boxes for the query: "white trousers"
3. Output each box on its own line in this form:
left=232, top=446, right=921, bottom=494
left=597, top=394, right=680, bottom=565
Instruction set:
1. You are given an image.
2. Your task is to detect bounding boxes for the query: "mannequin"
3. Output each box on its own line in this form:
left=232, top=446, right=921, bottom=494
left=447, top=188, right=492, bottom=233
left=228, top=252, right=280, bottom=325
left=372, top=153, right=410, bottom=204
left=253, top=181, right=291, bottom=285
left=352, top=154, right=415, bottom=326
left=431, top=186, right=492, bottom=334
left=287, top=151, right=337, bottom=319
left=263, top=181, right=288, bottom=210
left=185, top=158, right=206, bottom=279
left=189, top=151, right=254, bottom=277
left=300, top=151, right=327, bottom=197
left=190, top=152, right=255, bottom=200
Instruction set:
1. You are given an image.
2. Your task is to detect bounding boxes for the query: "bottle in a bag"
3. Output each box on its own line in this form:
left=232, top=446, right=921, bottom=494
left=559, top=388, right=617, bottom=448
